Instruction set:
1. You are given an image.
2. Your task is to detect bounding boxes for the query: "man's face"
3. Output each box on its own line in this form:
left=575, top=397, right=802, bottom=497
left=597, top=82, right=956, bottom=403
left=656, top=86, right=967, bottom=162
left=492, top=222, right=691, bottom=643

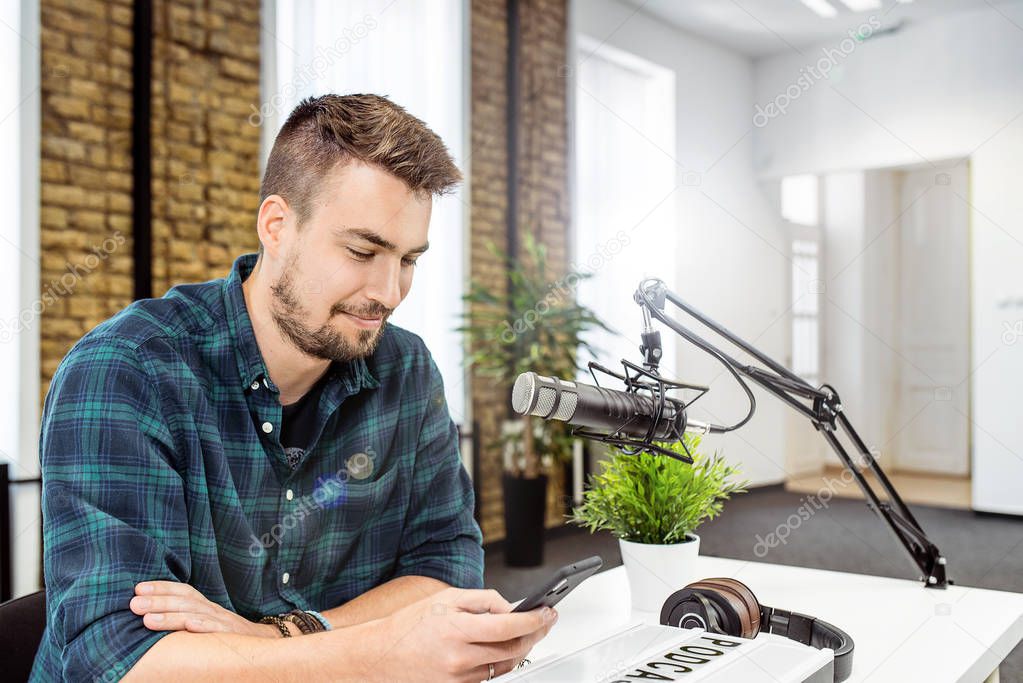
left=268, top=161, right=432, bottom=362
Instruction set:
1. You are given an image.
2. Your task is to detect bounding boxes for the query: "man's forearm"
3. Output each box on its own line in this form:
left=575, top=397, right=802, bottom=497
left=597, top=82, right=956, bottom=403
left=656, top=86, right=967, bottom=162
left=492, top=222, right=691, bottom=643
left=121, top=575, right=450, bottom=679
left=121, top=624, right=370, bottom=682
left=322, top=575, right=449, bottom=629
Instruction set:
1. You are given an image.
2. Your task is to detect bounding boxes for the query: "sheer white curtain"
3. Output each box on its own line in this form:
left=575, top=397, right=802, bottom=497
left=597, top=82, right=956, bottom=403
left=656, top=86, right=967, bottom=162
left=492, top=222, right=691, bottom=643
left=1, top=0, right=40, bottom=472
left=266, top=0, right=468, bottom=422
left=0, top=0, right=23, bottom=468
left=574, top=37, right=677, bottom=380
left=2, top=0, right=41, bottom=598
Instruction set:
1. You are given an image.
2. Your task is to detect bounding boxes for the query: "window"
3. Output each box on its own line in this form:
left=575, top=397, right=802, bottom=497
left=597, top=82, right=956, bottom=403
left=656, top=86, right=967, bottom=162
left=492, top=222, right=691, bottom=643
left=781, top=174, right=819, bottom=226
left=791, top=239, right=821, bottom=385
left=573, top=37, right=677, bottom=381
left=1, top=0, right=40, bottom=471
left=263, top=0, right=469, bottom=422
left=2, top=0, right=41, bottom=599
left=782, top=174, right=822, bottom=385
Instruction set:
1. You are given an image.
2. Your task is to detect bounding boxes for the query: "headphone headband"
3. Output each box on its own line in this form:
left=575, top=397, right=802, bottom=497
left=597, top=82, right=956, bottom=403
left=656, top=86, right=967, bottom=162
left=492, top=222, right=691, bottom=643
left=759, top=604, right=854, bottom=682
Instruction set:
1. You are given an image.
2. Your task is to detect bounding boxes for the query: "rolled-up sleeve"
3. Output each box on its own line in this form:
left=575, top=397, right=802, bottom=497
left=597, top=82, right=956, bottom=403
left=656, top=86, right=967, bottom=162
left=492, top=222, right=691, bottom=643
left=38, top=338, right=190, bottom=681
left=392, top=356, right=484, bottom=589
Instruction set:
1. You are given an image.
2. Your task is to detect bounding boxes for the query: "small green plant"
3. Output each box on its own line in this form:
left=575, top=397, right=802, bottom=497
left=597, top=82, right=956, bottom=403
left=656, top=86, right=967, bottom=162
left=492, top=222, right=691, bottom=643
left=570, top=435, right=749, bottom=545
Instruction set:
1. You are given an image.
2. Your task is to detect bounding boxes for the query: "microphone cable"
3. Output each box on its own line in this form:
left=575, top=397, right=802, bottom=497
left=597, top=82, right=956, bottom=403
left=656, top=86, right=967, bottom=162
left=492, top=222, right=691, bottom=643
left=636, top=278, right=756, bottom=434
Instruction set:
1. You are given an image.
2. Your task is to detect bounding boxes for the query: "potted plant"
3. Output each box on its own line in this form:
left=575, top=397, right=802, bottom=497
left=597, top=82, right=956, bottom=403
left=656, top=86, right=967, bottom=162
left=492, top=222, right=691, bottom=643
left=458, top=233, right=610, bottom=566
left=570, top=434, right=749, bottom=611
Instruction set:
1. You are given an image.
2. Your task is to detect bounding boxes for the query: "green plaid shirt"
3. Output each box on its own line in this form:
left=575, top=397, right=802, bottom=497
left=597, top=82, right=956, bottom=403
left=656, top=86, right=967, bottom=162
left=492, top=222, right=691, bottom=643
left=31, top=253, right=483, bottom=682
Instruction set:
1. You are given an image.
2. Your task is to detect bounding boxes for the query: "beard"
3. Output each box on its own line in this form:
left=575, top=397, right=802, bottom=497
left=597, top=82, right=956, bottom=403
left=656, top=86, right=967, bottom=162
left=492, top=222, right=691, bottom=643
left=269, top=264, right=391, bottom=363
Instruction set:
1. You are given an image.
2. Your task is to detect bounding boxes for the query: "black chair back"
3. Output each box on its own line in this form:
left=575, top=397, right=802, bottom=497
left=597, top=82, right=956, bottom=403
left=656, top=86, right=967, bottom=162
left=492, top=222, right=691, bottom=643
left=0, top=589, right=47, bottom=682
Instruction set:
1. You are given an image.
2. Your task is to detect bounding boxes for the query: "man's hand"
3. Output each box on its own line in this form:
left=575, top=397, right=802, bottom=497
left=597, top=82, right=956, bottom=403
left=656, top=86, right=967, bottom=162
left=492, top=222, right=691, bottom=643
left=359, top=586, right=557, bottom=683
left=130, top=581, right=282, bottom=638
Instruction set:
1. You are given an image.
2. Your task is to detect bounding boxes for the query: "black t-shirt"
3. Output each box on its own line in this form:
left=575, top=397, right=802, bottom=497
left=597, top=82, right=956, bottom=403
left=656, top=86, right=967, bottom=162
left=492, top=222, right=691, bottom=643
left=280, top=371, right=331, bottom=469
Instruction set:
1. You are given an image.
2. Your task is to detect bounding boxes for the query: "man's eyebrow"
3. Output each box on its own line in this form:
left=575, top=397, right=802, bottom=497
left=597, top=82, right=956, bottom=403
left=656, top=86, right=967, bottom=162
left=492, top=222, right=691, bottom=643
left=334, top=227, right=429, bottom=254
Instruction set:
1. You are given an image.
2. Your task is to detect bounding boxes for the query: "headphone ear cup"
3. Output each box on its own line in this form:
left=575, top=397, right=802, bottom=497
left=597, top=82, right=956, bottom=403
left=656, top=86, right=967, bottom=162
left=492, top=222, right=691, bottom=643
left=659, top=588, right=724, bottom=633
left=708, top=578, right=762, bottom=637
left=687, top=578, right=762, bottom=639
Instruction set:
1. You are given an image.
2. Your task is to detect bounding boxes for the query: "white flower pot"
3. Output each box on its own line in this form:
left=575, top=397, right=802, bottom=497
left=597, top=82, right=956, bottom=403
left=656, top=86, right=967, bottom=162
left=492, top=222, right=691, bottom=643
left=619, top=534, right=701, bottom=613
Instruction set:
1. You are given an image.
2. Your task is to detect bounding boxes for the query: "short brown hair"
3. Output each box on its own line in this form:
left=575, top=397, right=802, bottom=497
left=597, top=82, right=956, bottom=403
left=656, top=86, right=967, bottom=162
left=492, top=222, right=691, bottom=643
left=259, top=94, right=462, bottom=227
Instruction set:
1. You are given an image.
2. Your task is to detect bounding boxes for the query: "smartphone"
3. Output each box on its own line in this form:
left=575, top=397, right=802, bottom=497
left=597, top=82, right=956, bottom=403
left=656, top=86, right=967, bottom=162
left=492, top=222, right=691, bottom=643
left=511, top=555, right=603, bottom=612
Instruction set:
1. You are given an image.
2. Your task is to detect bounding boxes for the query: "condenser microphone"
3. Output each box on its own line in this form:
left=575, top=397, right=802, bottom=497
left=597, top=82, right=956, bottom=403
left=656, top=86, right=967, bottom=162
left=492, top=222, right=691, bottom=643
left=511, top=371, right=714, bottom=440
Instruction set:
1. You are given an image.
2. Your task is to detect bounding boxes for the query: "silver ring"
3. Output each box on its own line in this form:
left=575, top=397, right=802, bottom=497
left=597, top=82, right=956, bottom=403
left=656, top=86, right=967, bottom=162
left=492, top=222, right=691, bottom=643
left=488, top=662, right=495, bottom=680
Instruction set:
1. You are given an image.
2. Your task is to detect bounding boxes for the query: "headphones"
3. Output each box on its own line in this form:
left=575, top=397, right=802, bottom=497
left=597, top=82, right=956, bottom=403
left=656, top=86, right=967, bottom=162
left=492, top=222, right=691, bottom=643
left=659, top=578, right=854, bottom=682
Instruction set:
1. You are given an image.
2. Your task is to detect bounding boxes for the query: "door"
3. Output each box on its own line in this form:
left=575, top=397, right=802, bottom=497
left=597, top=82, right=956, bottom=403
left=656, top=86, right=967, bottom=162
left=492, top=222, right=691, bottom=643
left=894, top=165, right=970, bottom=475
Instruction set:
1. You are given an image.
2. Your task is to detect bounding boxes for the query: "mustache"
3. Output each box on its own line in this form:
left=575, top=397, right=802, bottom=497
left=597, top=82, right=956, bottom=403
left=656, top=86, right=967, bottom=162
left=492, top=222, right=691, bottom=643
left=331, top=302, right=392, bottom=319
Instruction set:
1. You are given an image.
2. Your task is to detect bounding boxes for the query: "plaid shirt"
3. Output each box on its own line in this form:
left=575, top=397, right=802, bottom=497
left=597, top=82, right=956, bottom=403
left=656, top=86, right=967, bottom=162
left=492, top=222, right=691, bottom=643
left=31, top=253, right=483, bottom=682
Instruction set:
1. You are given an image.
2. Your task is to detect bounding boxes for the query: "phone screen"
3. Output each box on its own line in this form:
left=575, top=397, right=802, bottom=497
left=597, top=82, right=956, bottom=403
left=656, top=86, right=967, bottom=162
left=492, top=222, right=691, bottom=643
left=511, top=555, right=603, bottom=613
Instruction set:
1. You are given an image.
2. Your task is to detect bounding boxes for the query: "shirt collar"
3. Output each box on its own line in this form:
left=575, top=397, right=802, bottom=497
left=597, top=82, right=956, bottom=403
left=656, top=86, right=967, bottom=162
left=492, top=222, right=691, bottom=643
left=221, top=252, right=379, bottom=393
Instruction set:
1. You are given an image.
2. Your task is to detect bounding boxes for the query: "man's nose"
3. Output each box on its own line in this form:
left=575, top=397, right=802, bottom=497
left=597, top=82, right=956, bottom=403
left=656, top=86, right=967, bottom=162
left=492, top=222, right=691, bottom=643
left=365, top=260, right=402, bottom=311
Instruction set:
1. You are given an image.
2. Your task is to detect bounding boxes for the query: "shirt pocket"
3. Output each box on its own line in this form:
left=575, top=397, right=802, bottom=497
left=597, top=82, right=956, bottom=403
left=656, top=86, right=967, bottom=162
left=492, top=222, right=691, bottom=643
left=315, top=463, right=401, bottom=535
left=296, top=462, right=403, bottom=598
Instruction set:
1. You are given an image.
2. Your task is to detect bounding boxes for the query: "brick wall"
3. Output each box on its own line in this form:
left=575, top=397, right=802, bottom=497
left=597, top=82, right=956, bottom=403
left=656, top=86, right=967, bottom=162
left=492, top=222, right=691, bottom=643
left=470, top=0, right=571, bottom=540
left=518, top=0, right=571, bottom=533
left=39, top=0, right=135, bottom=402
left=469, top=0, right=510, bottom=539
left=150, top=0, right=261, bottom=296
left=516, top=0, right=571, bottom=263
left=39, top=0, right=262, bottom=401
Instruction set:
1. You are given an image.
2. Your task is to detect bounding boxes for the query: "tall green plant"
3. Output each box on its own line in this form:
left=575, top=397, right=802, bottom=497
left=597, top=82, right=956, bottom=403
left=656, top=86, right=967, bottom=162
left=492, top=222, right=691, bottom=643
left=457, top=233, right=611, bottom=479
left=570, top=435, right=749, bottom=544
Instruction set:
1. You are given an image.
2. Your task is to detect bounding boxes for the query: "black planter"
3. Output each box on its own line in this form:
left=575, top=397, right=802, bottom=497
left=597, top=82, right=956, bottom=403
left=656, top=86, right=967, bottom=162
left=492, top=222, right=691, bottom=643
left=501, top=472, right=548, bottom=567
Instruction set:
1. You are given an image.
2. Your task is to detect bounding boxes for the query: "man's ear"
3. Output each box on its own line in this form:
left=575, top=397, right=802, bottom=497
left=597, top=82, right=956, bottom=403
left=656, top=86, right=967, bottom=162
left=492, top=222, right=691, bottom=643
left=256, top=195, right=291, bottom=259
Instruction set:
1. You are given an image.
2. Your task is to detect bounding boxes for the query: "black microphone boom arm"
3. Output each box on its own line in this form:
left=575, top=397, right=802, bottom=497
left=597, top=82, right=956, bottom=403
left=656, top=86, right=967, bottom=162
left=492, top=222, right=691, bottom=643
left=634, top=279, right=949, bottom=589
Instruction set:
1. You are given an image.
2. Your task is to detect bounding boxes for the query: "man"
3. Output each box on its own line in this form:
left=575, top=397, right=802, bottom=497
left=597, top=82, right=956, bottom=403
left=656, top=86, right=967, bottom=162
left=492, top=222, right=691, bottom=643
left=31, top=94, right=554, bottom=682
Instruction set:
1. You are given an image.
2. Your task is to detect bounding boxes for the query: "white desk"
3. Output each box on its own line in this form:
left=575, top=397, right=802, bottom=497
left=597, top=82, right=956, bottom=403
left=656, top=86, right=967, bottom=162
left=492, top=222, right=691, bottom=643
left=529, top=557, right=1023, bottom=682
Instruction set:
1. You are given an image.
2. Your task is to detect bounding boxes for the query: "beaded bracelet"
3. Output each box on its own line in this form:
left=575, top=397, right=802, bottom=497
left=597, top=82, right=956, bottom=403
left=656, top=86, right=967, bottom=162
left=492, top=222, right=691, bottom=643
left=281, top=609, right=321, bottom=635
left=259, top=614, right=292, bottom=638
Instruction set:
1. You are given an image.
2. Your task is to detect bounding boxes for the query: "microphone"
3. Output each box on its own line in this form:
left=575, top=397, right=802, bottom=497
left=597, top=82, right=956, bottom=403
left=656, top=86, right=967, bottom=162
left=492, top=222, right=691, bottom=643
left=511, top=371, right=713, bottom=441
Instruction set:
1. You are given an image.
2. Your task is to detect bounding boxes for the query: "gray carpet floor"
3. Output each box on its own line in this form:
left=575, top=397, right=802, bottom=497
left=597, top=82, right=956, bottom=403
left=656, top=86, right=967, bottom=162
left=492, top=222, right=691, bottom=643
left=483, top=486, right=1023, bottom=682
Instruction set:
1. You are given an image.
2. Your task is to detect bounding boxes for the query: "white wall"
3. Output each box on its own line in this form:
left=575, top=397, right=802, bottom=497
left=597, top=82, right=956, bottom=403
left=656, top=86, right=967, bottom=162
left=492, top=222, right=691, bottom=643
left=574, top=0, right=789, bottom=487
left=753, top=5, right=1023, bottom=178
left=971, top=124, right=1023, bottom=513
left=754, top=4, right=1023, bottom=507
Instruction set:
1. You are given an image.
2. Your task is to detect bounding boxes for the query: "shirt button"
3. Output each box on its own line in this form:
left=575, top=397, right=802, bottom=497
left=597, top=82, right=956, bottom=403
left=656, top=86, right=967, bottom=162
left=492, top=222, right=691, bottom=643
left=282, top=572, right=290, bottom=584
left=285, top=489, right=294, bottom=501
left=250, top=381, right=260, bottom=391
left=262, top=421, right=274, bottom=434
